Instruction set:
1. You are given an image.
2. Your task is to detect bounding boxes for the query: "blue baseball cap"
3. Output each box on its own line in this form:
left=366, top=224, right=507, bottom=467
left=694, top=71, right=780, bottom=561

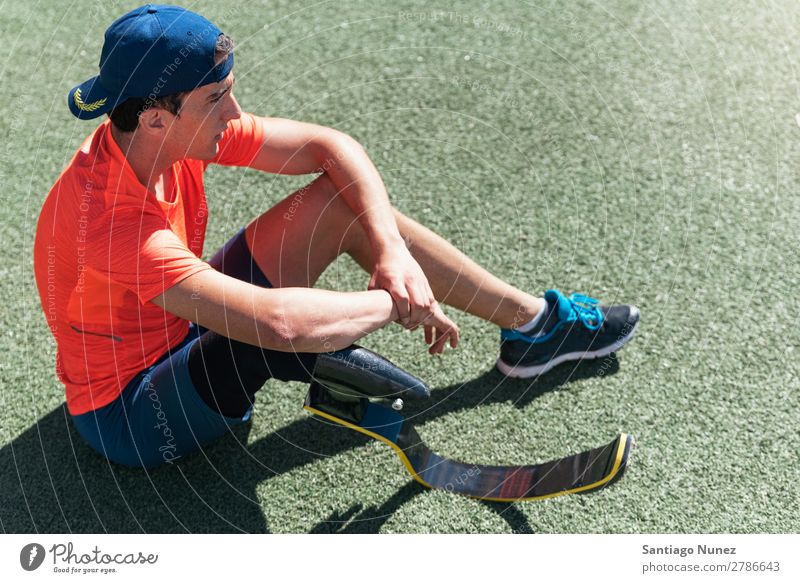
left=68, top=4, right=234, bottom=120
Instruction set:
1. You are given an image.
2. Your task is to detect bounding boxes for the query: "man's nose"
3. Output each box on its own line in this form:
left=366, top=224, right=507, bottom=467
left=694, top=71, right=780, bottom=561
left=224, top=94, right=242, bottom=121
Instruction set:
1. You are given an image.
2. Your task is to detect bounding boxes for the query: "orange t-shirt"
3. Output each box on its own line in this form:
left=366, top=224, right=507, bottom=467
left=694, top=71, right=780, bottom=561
left=33, top=113, right=266, bottom=415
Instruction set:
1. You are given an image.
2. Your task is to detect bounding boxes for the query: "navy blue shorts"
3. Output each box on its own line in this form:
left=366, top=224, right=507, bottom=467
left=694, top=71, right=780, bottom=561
left=71, top=228, right=310, bottom=468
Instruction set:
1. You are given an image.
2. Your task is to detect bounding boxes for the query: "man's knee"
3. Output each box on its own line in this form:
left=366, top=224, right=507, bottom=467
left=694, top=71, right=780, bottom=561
left=312, top=173, right=354, bottom=220
left=279, top=173, right=346, bottom=221
left=314, top=171, right=340, bottom=199
left=303, top=173, right=368, bottom=250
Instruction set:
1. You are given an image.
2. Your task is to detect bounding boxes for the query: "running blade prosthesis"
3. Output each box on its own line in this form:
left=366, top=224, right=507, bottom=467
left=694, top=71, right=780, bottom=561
left=304, top=345, right=634, bottom=502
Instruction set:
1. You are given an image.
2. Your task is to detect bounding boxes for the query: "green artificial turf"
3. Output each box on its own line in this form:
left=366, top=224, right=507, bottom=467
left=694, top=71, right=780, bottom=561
left=1, top=0, right=799, bottom=533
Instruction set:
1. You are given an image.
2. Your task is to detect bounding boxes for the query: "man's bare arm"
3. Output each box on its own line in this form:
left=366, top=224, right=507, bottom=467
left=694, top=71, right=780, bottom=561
left=150, top=268, right=398, bottom=353
left=246, top=116, right=343, bottom=175
left=247, top=116, right=403, bottom=252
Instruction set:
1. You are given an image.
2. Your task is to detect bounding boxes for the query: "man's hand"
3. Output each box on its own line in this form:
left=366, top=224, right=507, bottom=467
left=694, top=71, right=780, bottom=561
left=368, top=245, right=436, bottom=329
left=422, top=303, right=460, bottom=355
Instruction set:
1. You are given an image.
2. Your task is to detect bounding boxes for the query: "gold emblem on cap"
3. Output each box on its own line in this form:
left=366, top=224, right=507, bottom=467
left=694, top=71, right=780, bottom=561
left=73, top=88, right=108, bottom=112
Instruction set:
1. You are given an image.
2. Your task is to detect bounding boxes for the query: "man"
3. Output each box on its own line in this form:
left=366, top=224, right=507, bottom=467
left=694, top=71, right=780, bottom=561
left=33, top=5, right=639, bottom=469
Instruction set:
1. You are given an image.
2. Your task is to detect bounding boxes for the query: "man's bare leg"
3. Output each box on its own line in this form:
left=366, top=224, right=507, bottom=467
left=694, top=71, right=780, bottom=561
left=245, top=174, right=543, bottom=329
left=390, top=211, right=544, bottom=329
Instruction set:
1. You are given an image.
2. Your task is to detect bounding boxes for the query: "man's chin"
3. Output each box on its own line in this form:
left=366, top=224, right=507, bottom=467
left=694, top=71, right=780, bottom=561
left=190, top=143, right=219, bottom=161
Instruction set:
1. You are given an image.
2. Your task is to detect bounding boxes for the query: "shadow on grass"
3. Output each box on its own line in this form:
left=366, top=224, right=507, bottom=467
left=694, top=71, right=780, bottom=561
left=0, top=356, right=619, bottom=534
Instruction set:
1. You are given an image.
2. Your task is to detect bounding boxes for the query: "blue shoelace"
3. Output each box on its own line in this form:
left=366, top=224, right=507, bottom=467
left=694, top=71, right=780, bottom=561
left=568, top=293, right=603, bottom=330
left=501, top=291, right=604, bottom=343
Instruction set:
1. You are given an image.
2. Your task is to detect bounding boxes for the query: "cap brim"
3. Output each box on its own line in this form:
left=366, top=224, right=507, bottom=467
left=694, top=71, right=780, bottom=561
left=68, top=76, right=122, bottom=120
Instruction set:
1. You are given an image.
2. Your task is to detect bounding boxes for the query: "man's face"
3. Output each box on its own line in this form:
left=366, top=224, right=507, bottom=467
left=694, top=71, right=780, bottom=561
left=160, top=71, right=241, bottom=160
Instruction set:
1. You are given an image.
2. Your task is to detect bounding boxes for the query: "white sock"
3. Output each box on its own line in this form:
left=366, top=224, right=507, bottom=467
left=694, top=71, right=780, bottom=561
left=517, top=300, right=549, bottom=333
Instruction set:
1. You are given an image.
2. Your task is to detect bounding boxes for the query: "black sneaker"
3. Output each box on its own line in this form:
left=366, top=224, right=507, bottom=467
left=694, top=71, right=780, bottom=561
left=496, top=290, right=640, bottom=378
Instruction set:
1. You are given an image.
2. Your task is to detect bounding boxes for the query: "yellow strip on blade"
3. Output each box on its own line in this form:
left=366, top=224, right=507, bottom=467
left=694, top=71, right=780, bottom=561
left=305, top=404, right=630, bottom=502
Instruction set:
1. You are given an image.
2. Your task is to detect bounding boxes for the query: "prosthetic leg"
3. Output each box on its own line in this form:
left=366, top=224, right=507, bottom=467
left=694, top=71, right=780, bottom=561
left=304, top=346, right=634, bottom=502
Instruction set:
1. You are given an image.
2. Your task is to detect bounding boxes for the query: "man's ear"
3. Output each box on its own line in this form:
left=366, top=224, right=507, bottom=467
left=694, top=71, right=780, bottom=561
left=137, top=106, right=171, bottom=136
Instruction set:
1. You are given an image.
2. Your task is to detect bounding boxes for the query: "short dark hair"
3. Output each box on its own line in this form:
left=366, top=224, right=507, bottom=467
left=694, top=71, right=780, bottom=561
left=109, top=33, right=235, bottom=132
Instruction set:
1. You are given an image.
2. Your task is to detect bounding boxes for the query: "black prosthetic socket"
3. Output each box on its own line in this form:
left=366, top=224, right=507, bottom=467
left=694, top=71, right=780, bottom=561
left=310, top=345, right=430, bottom=402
